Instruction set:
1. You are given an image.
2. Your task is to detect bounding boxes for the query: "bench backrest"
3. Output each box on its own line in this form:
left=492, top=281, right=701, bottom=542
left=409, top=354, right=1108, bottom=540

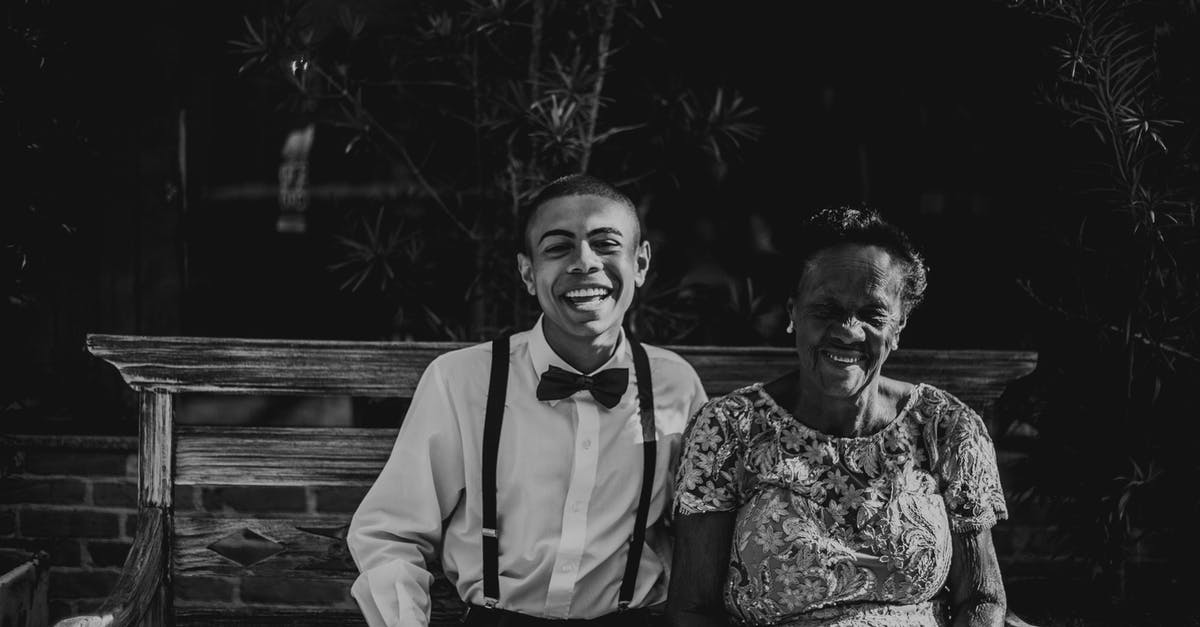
left=88, top=334, right=1037, bottom=624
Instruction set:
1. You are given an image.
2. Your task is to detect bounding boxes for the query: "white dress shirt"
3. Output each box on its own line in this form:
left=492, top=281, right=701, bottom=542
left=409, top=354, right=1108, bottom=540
left=348, top=318, right=708, bottom=626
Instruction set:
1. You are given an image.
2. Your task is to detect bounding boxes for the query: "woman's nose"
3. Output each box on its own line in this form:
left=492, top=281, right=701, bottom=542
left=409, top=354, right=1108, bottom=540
left=830, top=316, right=865, bottom=340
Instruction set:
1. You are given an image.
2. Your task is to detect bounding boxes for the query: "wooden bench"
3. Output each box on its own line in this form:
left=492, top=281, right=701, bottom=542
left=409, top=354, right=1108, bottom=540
left=57, top=334, right=1038, bottom=627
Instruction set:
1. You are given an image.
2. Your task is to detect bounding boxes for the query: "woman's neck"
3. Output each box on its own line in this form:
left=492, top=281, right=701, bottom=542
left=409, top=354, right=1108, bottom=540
left=788, top=376, right=900, bottom=438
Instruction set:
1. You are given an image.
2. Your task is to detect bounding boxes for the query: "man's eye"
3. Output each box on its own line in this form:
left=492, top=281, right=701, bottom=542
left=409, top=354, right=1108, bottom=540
left=592, top=239, right=620, bottom=250
left=543, top=243, right=569, bottom=254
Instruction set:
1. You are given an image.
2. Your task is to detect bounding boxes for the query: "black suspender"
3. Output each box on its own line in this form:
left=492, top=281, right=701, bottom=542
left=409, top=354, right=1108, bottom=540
left=481, top=335, right=510, bottom=608
left=480, top=335, right=657, bottom=613
left=620, top=338, right=656, bottom=611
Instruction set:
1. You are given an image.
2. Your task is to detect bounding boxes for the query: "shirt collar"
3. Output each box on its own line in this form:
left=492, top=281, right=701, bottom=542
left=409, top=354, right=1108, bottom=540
left=528, top=316, right=631, bottom=407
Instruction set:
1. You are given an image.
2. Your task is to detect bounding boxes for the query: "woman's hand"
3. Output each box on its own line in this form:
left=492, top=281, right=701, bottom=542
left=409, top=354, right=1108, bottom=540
left=948, top=528, right=1007, bottom=627
left=666, top=511, right=736, bottom=627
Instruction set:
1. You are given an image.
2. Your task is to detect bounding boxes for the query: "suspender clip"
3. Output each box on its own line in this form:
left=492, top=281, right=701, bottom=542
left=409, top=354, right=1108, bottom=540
left=617, top=600, right=631, bottom=613
left=483, top=596, right=499, bottom=609
left=482, top=527, right=497, bottom=538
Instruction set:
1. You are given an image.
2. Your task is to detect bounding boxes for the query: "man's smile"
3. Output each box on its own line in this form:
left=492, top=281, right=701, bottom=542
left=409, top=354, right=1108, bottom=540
left=561, top=286, right=614, bottom=309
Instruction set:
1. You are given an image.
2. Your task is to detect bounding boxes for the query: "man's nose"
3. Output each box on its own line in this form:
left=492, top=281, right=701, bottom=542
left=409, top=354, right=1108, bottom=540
left=568, top=244, right=601, bottom=273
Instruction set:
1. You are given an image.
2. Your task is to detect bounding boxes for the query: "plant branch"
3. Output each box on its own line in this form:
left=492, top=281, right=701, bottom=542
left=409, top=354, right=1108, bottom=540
left=1017, top=280, right=1200, bottom=364
left=579, top=0, right=618, bottom=174
left=310, top=63, right=476, bottom=239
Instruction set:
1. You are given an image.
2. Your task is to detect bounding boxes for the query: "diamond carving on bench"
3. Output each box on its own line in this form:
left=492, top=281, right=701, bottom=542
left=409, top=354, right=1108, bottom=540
left=296, top=524, right=350, bottom=540
left=207, top=528, right=286, bottom=566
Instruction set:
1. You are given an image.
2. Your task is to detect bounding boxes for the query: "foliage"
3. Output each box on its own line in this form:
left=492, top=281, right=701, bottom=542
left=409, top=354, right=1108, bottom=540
left=229, top=0, right=762, bottom=341
left=1000, top=0, right=1199, bottom=610
left=1, top=1, right=89, bottom=413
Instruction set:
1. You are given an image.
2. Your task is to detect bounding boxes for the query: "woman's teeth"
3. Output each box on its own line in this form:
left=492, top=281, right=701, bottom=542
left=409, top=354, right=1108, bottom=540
left=822, top=350, right=862, bottom=364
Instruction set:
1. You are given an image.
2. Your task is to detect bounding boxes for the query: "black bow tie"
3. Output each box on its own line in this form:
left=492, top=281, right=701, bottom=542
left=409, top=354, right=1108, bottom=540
left=536, top=365, right=629, bottom=409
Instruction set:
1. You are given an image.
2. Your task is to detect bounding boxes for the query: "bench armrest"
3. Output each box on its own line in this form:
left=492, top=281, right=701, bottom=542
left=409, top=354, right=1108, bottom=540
left=54, top=508, right=168, bottom=627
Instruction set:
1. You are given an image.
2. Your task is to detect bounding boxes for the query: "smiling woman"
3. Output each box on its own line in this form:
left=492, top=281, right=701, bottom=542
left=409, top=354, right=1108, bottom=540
left=668, top=207, right=1012, bottom=627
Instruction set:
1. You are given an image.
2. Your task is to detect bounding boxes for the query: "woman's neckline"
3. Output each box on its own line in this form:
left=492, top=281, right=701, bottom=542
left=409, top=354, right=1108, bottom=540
left=750, top=381, right=927, bottom=443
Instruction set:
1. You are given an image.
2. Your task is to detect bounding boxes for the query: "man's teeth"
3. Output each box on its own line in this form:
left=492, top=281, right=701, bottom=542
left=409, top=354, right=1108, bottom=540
left=565, top=288, right=609, bottom=298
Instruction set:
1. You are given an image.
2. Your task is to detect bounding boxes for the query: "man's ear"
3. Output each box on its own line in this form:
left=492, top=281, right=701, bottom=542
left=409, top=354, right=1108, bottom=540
left=633, top=240, right=651, bottom=287
left=517, top=253, right=536, bottom=295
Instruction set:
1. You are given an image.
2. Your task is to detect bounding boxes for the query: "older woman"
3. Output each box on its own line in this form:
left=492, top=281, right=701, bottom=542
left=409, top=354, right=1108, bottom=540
left=667, top=207, right=1008, bottom=627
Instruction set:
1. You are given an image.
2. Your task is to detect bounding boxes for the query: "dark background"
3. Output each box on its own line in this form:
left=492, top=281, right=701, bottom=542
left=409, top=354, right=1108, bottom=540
left=4, top=2, right=1198, bottom=621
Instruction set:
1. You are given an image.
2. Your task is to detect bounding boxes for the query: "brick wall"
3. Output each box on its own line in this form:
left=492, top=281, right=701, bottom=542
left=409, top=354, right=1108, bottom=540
left=2, top=435, right=1082, bottom=624
left=1, top=435, right=368, bottom=623
left=1, top=435, right=138, bottom=621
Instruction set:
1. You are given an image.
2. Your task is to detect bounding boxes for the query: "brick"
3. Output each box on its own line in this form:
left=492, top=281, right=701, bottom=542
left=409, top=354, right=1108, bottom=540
left=50, top=568, right=120, bottom=598
left=0, top=478, right=87, bottom=504
left=0, top=548, right=31, bottom=571
left=202, top=486, right=307, bottom=514
left=241, top=576, right=351, bottom=605
left=314, top=485, right=369, bottom=514
left=49, top=600, right=73, bottom=624
left=0, top=508, right=13, bottom=535
left=175, top=575, right=237, bottom=602
left=93, top=481, right=137, bottom=508
left=19, top=507, right=121, bottom=538
left=87, top=539, right=132, bottom=567
left=0, top=537, right=83, bottom=566
left=24, top=451, right=130, bottom=477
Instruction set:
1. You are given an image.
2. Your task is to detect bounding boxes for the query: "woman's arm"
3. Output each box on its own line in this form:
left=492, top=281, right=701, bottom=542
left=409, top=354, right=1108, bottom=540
left=666, top=511, right=736, bottom=627
left=948, top=528, right=1007, bottom=627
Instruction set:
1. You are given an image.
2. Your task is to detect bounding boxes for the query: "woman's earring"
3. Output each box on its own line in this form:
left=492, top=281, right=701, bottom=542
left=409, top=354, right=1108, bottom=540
left=786, top=319, right=794, bottom=334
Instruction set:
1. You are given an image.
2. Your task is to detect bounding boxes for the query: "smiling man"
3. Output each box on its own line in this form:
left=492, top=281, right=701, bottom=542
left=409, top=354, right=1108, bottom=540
left=348, top=174, right=708, bottom=627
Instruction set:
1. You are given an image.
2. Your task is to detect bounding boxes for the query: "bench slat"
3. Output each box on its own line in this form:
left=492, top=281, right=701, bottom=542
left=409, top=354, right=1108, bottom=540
left=90, top=335, right=1035, bottom=403
left=174, top=516, right=357, bottom=578
left=176, top=427, right=395, bottom=486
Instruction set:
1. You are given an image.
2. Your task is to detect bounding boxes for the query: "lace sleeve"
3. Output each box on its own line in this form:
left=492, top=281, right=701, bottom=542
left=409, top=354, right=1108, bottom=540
left=673, top=396, right=746, bottom=516
left=936, top=398, right=1009, bottom=533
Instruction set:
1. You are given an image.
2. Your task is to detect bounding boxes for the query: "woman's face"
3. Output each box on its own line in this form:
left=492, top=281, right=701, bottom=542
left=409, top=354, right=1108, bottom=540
left=789, top=244, right=908, bottom=401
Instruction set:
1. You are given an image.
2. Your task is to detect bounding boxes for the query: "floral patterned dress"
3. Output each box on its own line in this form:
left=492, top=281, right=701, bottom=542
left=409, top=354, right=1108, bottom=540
left=675, top=383, right=1008, bottom=627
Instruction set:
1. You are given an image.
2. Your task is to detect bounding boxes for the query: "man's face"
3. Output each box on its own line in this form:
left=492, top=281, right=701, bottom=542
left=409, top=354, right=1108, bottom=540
left=788, top=244, right=907, bottom=400
left=518, top=194, right=650, bottom=347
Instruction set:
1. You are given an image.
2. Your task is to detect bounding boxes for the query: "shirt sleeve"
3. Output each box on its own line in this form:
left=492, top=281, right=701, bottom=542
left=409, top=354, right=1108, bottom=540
left=348, top=357, right=467, bottom=627
left=673, top=396, right=744, bottom=516
left=935, top=400, right=1009, bottom=533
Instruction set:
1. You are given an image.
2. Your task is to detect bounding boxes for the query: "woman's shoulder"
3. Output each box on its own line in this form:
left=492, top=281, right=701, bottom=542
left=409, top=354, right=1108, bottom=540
left=691, top=384, right=770, bottom=429
left=909, top=383, right=980, bottom=421
left=908, top=384, right=995, bottom=454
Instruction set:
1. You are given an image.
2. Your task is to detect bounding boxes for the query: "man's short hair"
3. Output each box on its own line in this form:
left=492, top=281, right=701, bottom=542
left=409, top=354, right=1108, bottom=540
left=517, top=174, right=641, bottom=255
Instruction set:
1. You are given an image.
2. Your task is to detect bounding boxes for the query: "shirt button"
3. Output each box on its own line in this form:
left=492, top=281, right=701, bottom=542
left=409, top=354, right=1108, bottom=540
left=572, top=501, right=584, bottom=513
left=559, top=562, right=573, bottom=573
left=582, top=439, right=592, bottom=450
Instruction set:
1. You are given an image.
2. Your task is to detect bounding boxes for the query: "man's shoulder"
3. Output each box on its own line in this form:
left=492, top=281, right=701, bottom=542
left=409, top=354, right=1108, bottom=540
left=638, top=342, right=701, bottom=382
left=428, top=338, right=501, bottom=374
left=429, top=330, right=535, bottom=370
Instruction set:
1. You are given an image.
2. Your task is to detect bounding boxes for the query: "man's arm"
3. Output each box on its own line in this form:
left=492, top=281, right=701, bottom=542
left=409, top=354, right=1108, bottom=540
left=666, top=511, right=735, bottom=627
left=348, top=358, right=467, bottom=627
left=948, top=528, right=1007, bottom=627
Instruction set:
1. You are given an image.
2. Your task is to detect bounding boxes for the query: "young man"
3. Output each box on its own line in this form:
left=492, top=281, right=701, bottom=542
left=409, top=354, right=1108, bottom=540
left=348, top=174, right=708, bottom=627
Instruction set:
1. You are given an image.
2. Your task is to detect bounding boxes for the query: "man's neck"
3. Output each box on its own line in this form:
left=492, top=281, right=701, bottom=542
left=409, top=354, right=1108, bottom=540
left=542, top=324, right=623, bottom=374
